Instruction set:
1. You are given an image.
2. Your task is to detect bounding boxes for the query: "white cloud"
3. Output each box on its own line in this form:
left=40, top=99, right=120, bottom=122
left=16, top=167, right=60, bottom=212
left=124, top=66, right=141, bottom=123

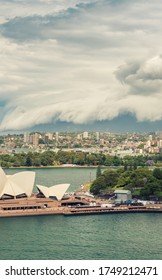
left=116, top=55, right=162, bottom=95
left=1, top=0, right=162, bottom=130
left=0, top=0, right=96, bottom=23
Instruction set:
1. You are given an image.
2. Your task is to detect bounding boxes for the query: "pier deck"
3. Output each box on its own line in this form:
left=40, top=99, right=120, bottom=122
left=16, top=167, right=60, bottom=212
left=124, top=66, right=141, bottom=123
left=1, top=203, right=162, bottom=217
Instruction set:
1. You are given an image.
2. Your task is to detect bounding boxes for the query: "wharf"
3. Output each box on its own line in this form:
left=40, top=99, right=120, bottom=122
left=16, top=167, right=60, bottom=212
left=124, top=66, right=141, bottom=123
left=0, top=196, right=65, bottom=218
left=1, top=196, right=162, bottom=217
left=63, top=205, right=162, bottom=216
left=1, top=205, right=162, bottom=218
left=0, top=207, right=65, bottom=218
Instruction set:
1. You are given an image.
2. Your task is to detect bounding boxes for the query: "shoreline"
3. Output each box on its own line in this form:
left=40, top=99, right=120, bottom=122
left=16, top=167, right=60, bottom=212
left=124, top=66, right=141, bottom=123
left=4, top=165, right=110, bottom=169
left=1, top=205, right=162, bottom=218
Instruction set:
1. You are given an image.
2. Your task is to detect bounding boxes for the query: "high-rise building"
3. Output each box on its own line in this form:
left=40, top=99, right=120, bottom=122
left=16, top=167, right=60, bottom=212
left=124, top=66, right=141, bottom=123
left=33, top=133, right=39, bottom=146
left=77, top=134, right=82, bottom=140
left=29, top=134, right=33, bottom=144
left=24, top=132, right=30, bottom=144
left=46, top=132, right=53, bottom=141
left=146, top=140, right=151, bottom=147
left=44, top=135, right=49, bottom=144
left=55, top=132, right=59, bottom=142
left=158, top=140, right=162, bottom=148
left=96, top=132, right=99, bottom=141
left=83, top=131, right=88, bottom=139
left=148, top=135, right=153, bottom=141
left=100, top=139, right=105, bottom=145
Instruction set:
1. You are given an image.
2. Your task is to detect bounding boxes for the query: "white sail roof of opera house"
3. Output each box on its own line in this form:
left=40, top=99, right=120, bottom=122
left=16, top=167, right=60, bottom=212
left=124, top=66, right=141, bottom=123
left=37, top=184, right=70, bottom=201
left=0, top=167, right=35, bottom=198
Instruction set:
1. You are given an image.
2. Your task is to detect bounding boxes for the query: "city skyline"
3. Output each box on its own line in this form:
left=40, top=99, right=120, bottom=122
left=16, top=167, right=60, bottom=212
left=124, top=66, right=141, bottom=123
left=1, top=127, right=162, bottom=160
left=1, top=1, right=162, bottom=132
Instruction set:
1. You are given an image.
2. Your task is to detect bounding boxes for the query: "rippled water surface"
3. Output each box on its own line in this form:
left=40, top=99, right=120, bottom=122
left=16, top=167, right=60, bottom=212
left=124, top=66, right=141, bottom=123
left=0, top=168, right=162, bottom=260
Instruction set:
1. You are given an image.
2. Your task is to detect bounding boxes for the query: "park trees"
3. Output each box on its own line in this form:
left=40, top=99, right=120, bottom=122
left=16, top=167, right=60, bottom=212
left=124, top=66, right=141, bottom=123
left=90, top=169, right=120, bottom=195
left=90, top=176, right=107, bottom=195
left=90, top=167, right=162, bottom=200
left=96, top=165, right=102, bottom=178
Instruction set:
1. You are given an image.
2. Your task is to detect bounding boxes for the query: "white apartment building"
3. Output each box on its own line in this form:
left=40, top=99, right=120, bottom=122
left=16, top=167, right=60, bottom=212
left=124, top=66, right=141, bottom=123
left=83, top=131, right=88, bottom=139
left=24, top=132, right=30, bottom=144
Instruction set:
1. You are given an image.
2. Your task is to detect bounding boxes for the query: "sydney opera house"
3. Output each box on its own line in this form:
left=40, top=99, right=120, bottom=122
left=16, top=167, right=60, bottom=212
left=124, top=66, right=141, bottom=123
left=0, top=167, right=86, bottom=217
left=0, top=167, right=36, bottom=199
left=1, top=167, right=162, bottom=217
left=0, top=167, right=70, bottom=200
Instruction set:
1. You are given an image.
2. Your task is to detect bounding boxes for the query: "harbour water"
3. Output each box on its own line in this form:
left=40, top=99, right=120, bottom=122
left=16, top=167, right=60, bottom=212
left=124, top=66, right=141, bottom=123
left=0, top=167, right=162, bottom=260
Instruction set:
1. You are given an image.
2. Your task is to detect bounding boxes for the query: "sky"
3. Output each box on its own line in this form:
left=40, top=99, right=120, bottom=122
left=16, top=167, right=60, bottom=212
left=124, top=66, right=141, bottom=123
left=1, top=0, right=162, bottom=133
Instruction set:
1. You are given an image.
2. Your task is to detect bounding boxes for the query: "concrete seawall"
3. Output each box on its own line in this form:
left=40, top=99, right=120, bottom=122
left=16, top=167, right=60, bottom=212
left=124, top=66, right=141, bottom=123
left=1, top=205, right=162, bottom=218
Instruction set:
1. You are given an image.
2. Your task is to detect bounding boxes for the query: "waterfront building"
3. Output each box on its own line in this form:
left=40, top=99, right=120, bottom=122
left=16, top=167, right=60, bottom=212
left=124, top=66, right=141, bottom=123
left=0, top=167, right=35, bottom=199
left=114, top=190, right=132, bottom=203
left=0, top=167, right=70, bottom=201
left=37, top=184, right=70, bottom=201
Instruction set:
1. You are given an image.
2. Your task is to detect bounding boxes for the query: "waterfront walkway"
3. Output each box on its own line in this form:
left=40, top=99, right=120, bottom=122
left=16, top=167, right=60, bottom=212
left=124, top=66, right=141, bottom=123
left=1, top=204, right=162, bottom=218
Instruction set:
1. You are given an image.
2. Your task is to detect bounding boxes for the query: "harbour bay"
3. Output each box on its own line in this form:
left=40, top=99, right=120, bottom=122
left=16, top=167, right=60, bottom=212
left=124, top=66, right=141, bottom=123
left=0, top=168, right=162, bottom=260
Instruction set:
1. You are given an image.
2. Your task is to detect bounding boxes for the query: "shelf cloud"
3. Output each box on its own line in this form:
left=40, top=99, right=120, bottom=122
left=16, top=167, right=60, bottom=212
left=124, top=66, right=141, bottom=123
left=0, top=0, right=162, bottom=130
